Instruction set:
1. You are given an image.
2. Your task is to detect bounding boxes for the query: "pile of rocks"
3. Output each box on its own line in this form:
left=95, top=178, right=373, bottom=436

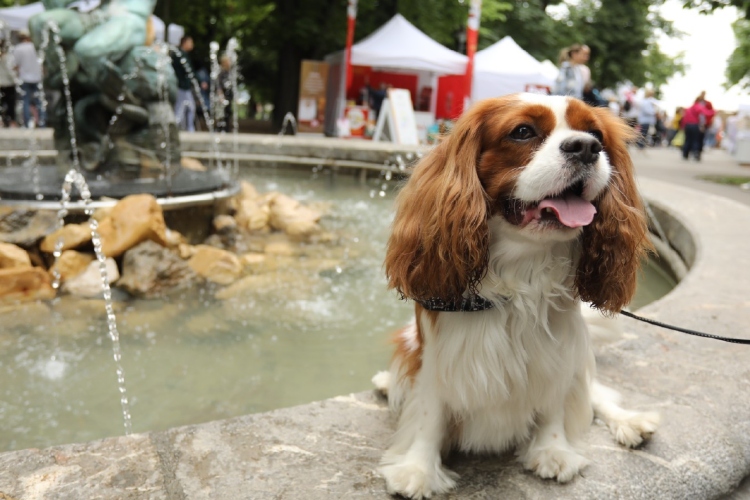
left=0, top=181, right=344, bottom=305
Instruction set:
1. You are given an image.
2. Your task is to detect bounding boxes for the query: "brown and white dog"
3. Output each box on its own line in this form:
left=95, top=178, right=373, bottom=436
left=372, top=94, right=659, bottom=498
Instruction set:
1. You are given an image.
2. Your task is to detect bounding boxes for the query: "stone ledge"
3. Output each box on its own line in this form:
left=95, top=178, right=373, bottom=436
left=2, top=177, right=750, bottom=499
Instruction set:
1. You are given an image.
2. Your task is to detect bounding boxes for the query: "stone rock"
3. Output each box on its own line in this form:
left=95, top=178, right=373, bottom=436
left=63, top=258, right=119, bottom=298
left=180, top=156, right=207, bottom=172
left=0, top=209, right=59, bottom=247
left=40, top=223, right=92, bottom=253
left=213, top=215, right=237, bottom=232
left=0, top=242, right=32, bottom=268
left=164, top=228, right=186, bottom=248
left=187, top=245, right=242, bottom=285
left=118, top=240, right=202, bottom=298
left=268, top=193, right=322, bottom=238
left=0, top=267, right=56, bottom=302
left=49, top=250, right=95, bottom=282
left=97, top=194, right=169, bottom=257
left=235, top=197, right=271, bottom=232
left=91, top=199, right=116, bottom=222
left=178, top=243, right=197, bottom=260
left=240, top=252, right=267, bottom=273
left=201, top=234, right=226, bottom=250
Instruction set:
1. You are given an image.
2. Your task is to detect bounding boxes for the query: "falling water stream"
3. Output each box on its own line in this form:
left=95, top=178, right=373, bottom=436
left=50, top=169, right=133, bottom=435
left=43, top=20, right=133, bottom=435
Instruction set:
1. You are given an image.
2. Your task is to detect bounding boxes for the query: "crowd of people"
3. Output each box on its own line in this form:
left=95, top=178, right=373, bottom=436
left=0, top=32, right=243, bottom=133
left=554, top=43, right=722, bottom=162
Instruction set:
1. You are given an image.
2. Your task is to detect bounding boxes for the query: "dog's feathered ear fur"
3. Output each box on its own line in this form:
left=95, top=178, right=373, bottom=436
left=576, top=108, right=652, bottom=314
left=385, top=113, right=490, bottom=302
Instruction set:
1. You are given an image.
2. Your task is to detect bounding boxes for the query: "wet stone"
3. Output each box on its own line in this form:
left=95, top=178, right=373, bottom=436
left=0, top=209, right=58, bottom=247
left=118, top=240, right=202, bottom=298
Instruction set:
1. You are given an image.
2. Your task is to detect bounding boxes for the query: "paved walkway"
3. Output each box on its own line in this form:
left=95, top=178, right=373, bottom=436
left=631, top=145, right=750, bottom=206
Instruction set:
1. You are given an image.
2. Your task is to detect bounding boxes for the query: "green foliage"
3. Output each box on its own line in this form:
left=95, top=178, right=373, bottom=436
left=683, top=0, right=750, bottom=17
left=726, top=18, right=750, bottom=88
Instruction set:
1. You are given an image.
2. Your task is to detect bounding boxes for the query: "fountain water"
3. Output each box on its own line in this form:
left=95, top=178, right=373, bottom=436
left=51, top=169, right=133, bottom=435
left=226, top=37, right=241, bottom=179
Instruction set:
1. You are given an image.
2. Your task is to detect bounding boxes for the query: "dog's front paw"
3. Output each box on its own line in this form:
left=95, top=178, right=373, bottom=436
left=609, top=410, right=660, bottom=448
left=521, top=446, right=589, bottom=483
left=379, top=457, right=458, bottom=499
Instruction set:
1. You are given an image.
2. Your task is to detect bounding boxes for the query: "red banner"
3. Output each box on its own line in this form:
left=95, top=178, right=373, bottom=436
left=464, top=0, right=482, bottom=109
left=345, top=0, right=358, bottom=91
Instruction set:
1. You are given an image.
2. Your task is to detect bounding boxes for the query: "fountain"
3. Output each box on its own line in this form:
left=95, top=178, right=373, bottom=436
left=0, top=0, right=233, bottom=206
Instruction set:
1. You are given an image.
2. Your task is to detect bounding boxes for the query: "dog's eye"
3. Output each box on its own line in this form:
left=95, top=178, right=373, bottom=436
left=588, top=129, right=604, bottom=143
left=510, top=125, right=536, bottom=140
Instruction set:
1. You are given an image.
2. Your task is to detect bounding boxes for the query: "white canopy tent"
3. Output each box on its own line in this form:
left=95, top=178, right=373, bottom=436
left=324, top=13, right=468, bottom=136
left=540, top=59, right=560, bottom=82
left=341, top=13, right=467, bottom=74
left=473, top=36, right=555, bottom=101
left=0, top=1, right=182, bottom=44
left=0, top=2, right=43, bottom=30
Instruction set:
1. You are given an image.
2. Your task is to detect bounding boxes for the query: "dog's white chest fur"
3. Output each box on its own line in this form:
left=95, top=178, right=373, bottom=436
left=431, top=301, right=589, bottom=453
left=428, top=236, right=590, bottom=452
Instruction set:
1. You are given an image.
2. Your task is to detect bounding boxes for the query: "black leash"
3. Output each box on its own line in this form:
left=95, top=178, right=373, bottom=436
left=619, top=310, right=750, bottom=345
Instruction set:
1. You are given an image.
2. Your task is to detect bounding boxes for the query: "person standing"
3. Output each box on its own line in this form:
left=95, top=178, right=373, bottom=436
left=681, top=96, right=713, bottom=161
left=171, top=36, right=196, bottom=132
left=666, top=107, right=684, bottom=146
left=13, top=30, right=44, bottom=128
left=553, top=44, right=590, bottom=99
left=696, top=91, right=715, bottom=156
left=0, top=39, right=18, bottom=127
left=636, top=89, right=658, bottom=149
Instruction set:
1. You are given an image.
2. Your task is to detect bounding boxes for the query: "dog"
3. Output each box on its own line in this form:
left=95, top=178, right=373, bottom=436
left=371, top=93, right=660, bottom=498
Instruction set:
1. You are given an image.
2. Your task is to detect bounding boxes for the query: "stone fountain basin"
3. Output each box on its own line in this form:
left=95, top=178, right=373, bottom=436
left=0, top=174, right=749, bottom=499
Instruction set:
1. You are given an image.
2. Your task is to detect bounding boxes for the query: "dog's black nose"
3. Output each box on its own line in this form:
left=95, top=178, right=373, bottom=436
left=560, top=136, right=602, bottom=164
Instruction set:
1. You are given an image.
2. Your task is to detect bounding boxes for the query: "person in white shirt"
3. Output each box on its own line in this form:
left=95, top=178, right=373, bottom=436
left=636, top=89, right=659, bottom=149
left=13, top=30, right=44, bottom=128
left=0, top=39, right=17, bottom=127
left=553, top=44, right=591, bottom=100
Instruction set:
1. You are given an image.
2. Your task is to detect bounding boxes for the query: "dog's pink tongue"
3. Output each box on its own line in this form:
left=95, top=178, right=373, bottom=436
left=539, top=194, right=597, bottom=228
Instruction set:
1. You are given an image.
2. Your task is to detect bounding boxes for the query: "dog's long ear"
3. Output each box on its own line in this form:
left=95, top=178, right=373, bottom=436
left=385, top=113, right=489, bottom=302
left=576, top=108, right=652, bottom=314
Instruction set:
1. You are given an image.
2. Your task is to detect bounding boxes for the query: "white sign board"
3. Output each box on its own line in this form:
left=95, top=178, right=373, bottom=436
left=373, top=88, right=419, bottom=145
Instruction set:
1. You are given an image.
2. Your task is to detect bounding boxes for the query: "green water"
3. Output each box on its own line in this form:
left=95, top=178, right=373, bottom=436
left=0, top=168, right=676, bottom=452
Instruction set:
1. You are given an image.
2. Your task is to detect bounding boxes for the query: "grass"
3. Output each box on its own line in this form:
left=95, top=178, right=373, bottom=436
left=697, top=175, right=750, bottom=186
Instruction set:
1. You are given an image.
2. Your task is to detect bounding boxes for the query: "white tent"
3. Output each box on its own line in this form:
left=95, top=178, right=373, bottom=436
left=0, top=1, right=180, bottom=44
left=0, top=3, right=43, bottom=30
left=324, top=14, right=467, bottom=135
left=540, top=59, right=560, bottom=82
left=473, top=36, right=556, bottom=101
left=342, top=13, right=467, bottom=74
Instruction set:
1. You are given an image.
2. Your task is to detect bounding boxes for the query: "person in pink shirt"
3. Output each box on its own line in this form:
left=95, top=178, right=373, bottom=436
left=681, top=93, right=715, bottom=161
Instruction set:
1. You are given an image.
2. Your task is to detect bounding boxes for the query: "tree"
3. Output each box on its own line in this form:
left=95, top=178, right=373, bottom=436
left=552, top=0, right=683, bottom=89
left=476, top=0, right=683, bottom=91
left=726, top=18, right=750, bottom=88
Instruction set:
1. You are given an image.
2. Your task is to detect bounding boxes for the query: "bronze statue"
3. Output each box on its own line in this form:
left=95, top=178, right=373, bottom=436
left=29, top=0, right=181, bottom=177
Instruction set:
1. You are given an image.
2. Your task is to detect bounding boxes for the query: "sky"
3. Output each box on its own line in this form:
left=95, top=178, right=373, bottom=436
left=657, top=0, right=749, bottom=112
